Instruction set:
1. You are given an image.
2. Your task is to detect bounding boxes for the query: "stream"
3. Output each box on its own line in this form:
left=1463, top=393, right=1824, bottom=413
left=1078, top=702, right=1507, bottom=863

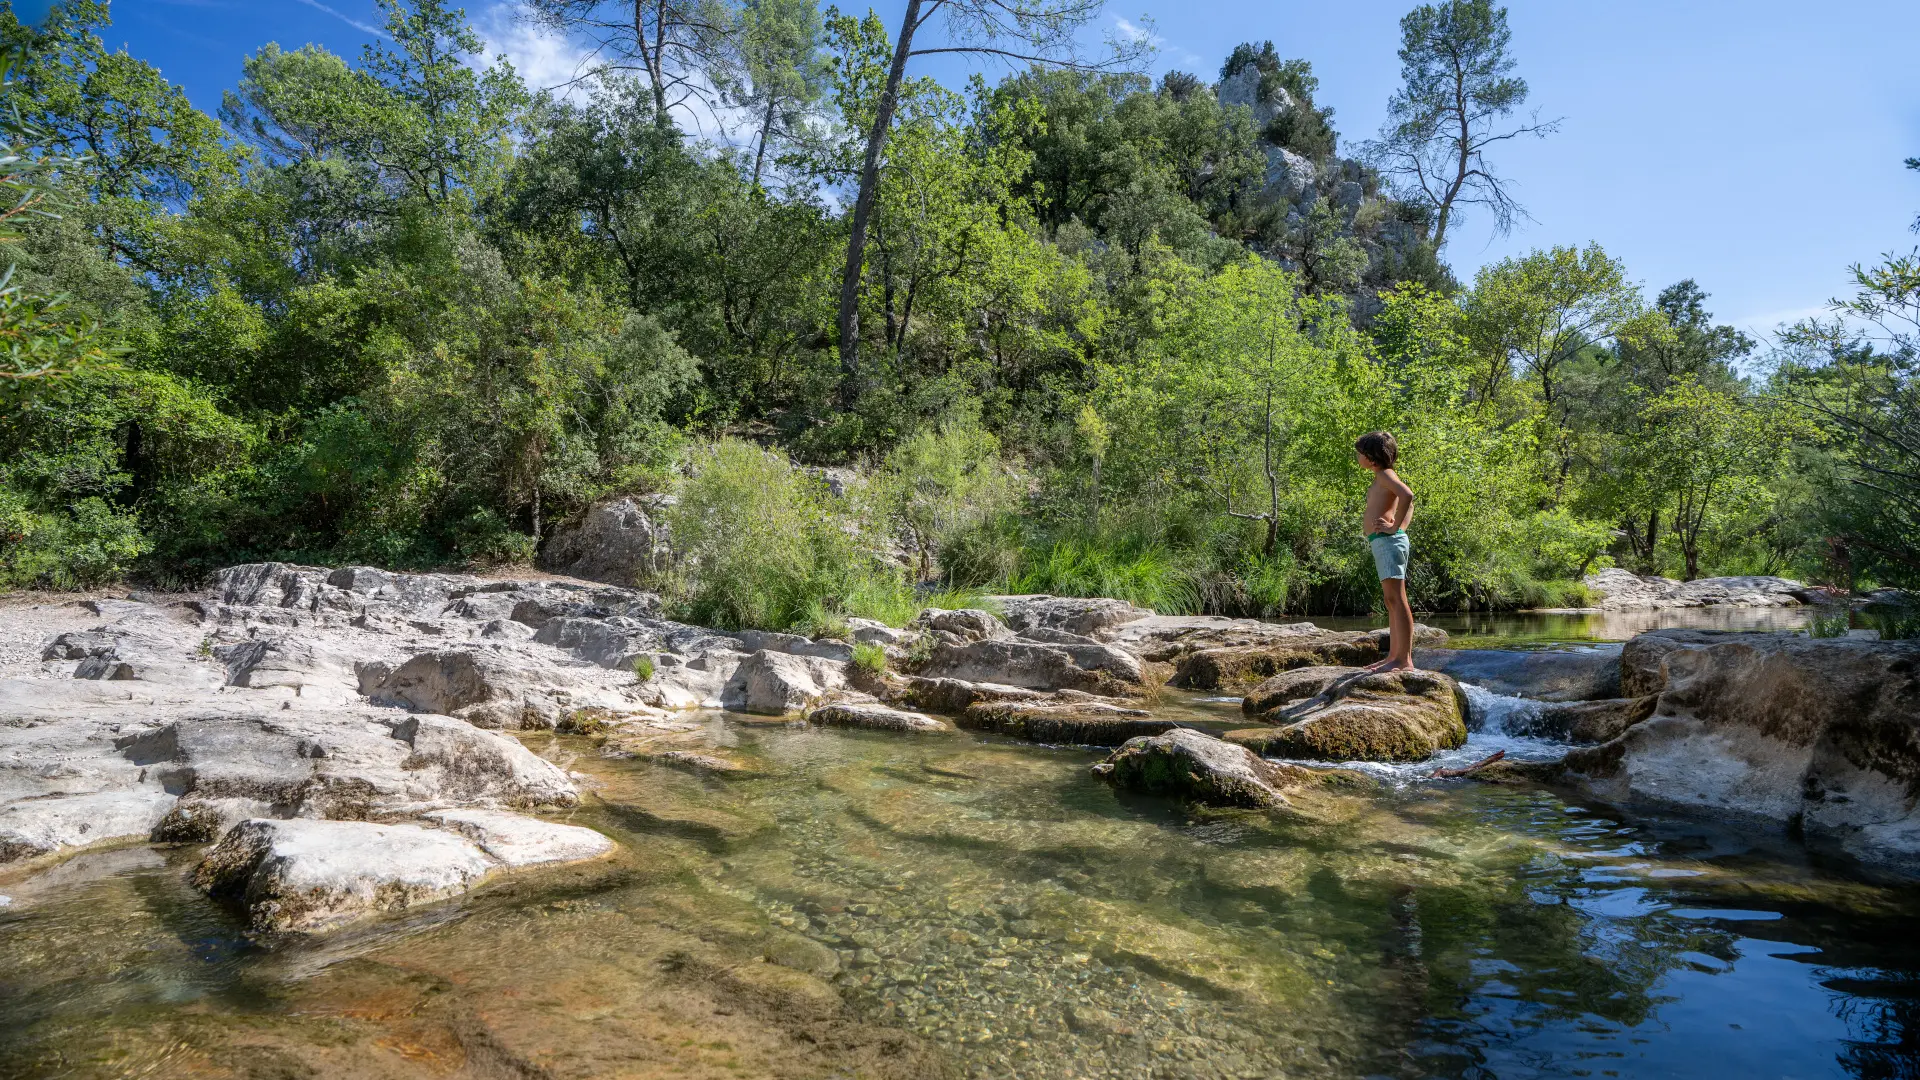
left=4, top=614, right=1918, bottom=1080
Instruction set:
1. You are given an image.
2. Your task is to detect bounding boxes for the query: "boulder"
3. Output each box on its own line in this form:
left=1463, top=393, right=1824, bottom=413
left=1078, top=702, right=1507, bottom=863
left=1172, top=626, right=1449, bottom=691
left=195, top=818, right=497, bottom=932
left=1094, top=728, right=1309, bottom=809
left=915, top=638, right=1141, bottom=693
left=808, top=702, right=950, bottom=734
left=538, top=495, right=672, bottom=586
left=723, top=650, right=848, bottom=715
left=957, top=700, right=1174, bottom=746
left=916, top=608, right=1013, bottom=642
left=1550, top=630, right=1920, bottom=874
left=1228, top=667, right=1467, bottom=763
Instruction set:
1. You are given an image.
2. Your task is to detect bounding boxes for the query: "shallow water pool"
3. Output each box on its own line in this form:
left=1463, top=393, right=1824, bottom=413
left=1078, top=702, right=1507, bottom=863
left=3, top=702, right=1918, bottom=1080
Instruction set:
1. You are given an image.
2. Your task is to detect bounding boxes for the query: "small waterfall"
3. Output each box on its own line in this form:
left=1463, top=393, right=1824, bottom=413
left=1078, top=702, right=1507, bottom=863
left=1459, top=683, right=1547, bottom=735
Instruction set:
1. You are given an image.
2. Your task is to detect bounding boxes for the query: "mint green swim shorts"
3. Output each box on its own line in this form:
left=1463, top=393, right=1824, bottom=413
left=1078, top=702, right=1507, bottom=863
left=1368, top=530, right=1409, bottom=581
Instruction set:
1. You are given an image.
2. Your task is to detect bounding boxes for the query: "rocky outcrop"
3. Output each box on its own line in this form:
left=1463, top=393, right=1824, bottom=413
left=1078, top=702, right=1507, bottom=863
left=724, top=650, right=848, bottom=715
left=1227, top=667, right=1468, bottom=762
left=1546, top=630, right=1920, bottom=873
left=1583, top=569, right=1811, bottom=611
left=1171, top=626, right=1450, bottom=691
left=538, top=495, right=674, bottom=586
left=1094, top=728, right=1310, bottom=809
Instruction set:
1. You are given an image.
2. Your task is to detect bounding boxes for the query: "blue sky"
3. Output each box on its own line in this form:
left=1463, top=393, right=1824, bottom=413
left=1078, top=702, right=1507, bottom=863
left=116, top=0, right=1920, bottom=340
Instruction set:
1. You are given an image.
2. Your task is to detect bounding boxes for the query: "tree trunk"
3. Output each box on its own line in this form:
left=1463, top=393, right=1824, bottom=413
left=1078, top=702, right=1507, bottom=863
left=751, top=91, right=778, bottom=188
left=835, top=0, right=923, bottom=402
left=1644, top=507, right=1659, bottom=572
left=1087, top=454, right=1102, bottom=534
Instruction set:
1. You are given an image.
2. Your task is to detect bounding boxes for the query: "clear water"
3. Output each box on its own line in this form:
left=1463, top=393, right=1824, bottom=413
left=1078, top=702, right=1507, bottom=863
left=5, top=702, right=1919, bottom=1080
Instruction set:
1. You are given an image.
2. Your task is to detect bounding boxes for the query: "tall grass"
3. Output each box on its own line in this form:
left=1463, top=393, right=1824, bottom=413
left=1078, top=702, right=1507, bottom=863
left=1008, top=539, right=1204, bottom=614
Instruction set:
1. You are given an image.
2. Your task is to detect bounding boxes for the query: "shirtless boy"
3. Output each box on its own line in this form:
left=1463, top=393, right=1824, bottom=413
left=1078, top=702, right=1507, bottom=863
left=1355, top=431, right=1416, bottom=672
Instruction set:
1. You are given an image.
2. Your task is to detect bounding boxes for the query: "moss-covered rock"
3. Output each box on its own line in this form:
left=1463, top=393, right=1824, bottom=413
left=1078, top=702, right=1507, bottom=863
left=1094, top=728, right=1312, bottom=808
left=1227, top=666, right=1467, bottom=763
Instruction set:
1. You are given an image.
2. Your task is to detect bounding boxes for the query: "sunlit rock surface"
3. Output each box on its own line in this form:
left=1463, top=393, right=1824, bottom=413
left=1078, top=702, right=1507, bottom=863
left=1227, top=666, right=1468, bottom=762
left=1550, top=629, right=1920, bottom=871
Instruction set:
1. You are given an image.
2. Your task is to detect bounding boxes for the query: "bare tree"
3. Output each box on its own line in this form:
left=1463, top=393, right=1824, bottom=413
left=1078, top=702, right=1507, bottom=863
left=833, top=0, right=1148, bottom=401
left=1362, top=0, right=1558, bottom=250
left=524, top=0, right=737, bottom=129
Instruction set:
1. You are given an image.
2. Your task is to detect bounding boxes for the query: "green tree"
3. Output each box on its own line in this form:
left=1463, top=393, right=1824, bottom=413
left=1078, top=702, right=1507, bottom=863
left=1363, top=0, right=1557, bottom=249
left=1636, top=378, right=1805, bottom=581
left=722, top=0, right=832, bottom=187
left=828, top=0, right=1146, bottom=400
left=1776, top=251, right=1920, bottom=585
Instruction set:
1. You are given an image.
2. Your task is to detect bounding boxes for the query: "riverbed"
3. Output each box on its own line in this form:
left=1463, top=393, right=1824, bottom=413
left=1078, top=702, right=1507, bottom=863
left=4, top=616, right=1917, bottom=1080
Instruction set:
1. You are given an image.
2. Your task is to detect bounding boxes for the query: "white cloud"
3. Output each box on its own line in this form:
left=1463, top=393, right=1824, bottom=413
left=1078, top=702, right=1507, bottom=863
left=471, top=2, right=602, bottom=102
left=291, top=0, right=388, bottom=39
left=468, top=2, right=746, bottom=139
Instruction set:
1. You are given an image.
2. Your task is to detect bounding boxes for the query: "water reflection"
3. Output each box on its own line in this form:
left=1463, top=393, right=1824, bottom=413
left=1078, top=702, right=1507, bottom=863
left=1311, top=605, right=1813, bottom=649
left=1, top=721, right=1917, bottom=1080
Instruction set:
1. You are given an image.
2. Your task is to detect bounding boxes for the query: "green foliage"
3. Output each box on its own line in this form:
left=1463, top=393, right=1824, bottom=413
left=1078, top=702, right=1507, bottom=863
left=1010, top=537, right=1203, bottom=614
left=632, top=655, right=655, bottom=682
left=0, top=492, right=147, bottom=588
left=850, top=641, right=887, bottom=677
left=0, top=0, right=1869, bottom=617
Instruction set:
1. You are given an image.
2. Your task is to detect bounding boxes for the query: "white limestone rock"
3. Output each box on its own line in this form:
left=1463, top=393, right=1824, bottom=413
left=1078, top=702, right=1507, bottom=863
left=195, top=818, right=496, bottom=932
left=422, top=808, right=613, bottom=867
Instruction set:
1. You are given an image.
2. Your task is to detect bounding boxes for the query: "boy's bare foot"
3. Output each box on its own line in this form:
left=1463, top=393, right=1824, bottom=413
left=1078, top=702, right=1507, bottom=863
left=1360, top=658, right=1393, bottom=673
left=1381, top=660, right=1417, bottom=672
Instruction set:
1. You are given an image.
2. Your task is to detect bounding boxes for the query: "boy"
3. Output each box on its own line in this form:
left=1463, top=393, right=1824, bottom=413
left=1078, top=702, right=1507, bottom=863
left=1355, top=431, right=1416, bottom=671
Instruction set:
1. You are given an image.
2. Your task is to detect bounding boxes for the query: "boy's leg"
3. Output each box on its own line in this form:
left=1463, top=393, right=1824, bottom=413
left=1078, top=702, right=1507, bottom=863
left=1382, top=577, right=1415, bottom=669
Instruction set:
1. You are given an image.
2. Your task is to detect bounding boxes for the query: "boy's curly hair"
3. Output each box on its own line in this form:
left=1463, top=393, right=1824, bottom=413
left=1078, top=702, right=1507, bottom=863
left=1355, top=431, right=1398, bottom=469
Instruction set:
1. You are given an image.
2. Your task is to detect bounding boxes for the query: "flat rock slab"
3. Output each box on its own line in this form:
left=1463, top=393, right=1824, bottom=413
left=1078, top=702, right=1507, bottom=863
left=958, top=701, right=1174, bottom=746
left=1231, top=667, right=1467, bottom=763
left=0, top=789, right=176, bottom=864
left=421, top=808, right=613, bottom=867
left=196, top=818, right=497, bottom=932
left=809, top=702, right=950, bottom=734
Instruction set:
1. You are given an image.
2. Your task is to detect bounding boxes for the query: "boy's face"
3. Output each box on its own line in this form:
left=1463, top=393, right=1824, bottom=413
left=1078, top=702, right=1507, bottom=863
left=1356, top=451, right=1378, bottom=472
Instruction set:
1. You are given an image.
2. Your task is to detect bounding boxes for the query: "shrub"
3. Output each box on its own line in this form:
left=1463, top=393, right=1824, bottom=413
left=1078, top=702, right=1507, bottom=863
left=851, top=642, right=887, bottom=677
left=664, top=439, right=905, bottom=632
left=0, top=494, right=150, bottom=588
left=632, top=655, right=655, bottom=682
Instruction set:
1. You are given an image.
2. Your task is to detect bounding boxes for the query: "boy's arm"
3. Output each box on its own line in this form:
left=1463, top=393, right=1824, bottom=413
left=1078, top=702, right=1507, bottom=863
left=1388, top=474, right=1416, bottom=529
